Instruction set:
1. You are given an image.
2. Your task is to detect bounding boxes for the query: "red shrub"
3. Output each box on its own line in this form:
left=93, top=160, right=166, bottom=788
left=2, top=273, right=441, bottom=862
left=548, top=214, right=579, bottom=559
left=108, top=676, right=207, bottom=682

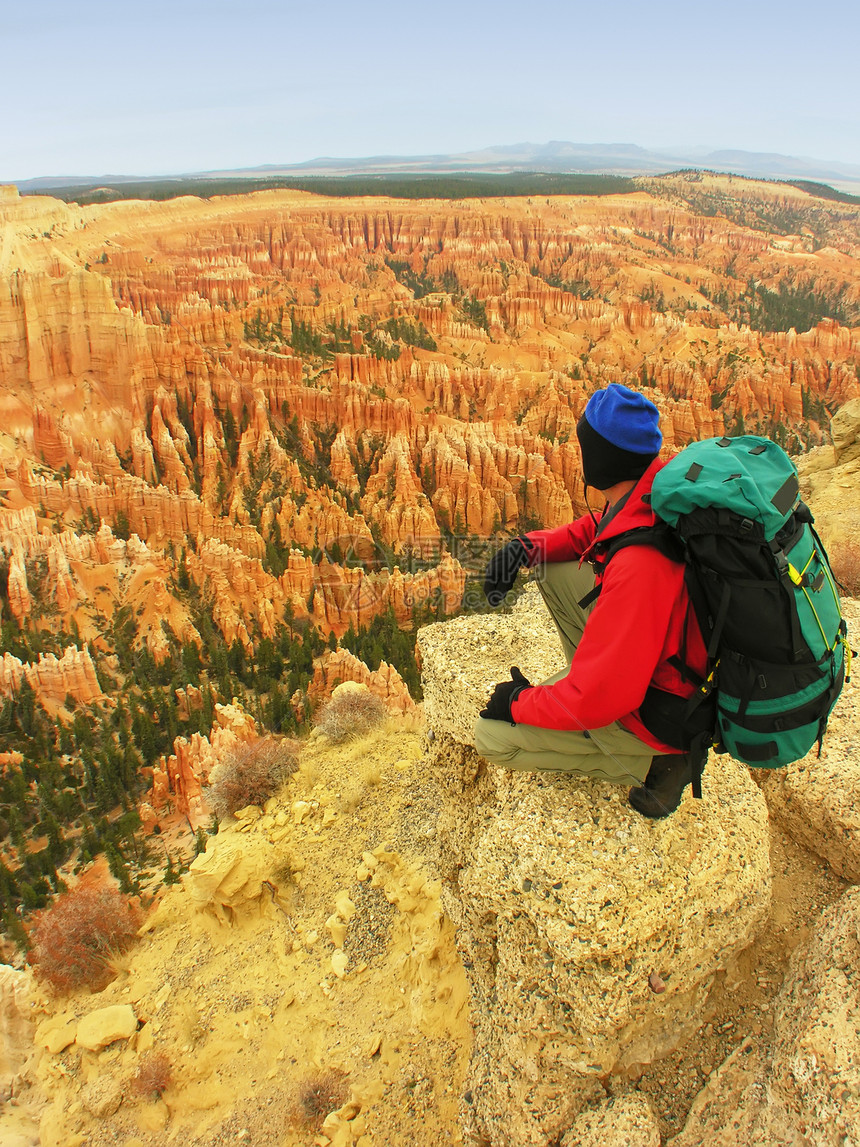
left=131, top=1052, right=172, bottom=1099
left=829, top=538, right=860, bottom=599
left=207, top=735, right=299, bottom=820
left=291, top=1070, right=350, bottom=1130
left=29, top=886, right=139, bottom=993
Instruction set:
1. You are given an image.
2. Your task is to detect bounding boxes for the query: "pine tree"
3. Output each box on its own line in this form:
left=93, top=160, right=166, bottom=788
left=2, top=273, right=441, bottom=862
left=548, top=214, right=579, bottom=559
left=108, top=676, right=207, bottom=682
left=201, top=685, right=215, bottom=730
left=1, top=909, right=28, bottom=951
left=19, top=882, right=40, bottom=910
left=0, top=860, right=19, bottom=907
left=163, top=854, right=180, bottom=885
left=43, top=813, right=66, bottom=866
left=106, top=843, right=133, bottom=893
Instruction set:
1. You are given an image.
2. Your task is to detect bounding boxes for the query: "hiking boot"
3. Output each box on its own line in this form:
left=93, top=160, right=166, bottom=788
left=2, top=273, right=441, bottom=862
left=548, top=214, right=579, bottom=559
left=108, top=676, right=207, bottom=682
left=628, top=750, right=704, bottom=819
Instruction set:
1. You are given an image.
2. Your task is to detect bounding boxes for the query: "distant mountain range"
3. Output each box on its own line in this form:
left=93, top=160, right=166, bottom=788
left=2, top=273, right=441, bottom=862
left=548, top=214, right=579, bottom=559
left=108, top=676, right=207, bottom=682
left=15, top=141, right=860, bottom=194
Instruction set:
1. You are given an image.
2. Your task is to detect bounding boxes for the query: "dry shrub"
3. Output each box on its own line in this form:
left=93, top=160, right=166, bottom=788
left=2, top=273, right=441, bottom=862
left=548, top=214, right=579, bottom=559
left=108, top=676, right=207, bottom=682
left=314, top=689, right=386, bottom=744
left=290, top=1069, right=350, bottom=1130
left=29, top=886, right=139, bottom=993
left=207, top=735, right=299, bottom=819
left=131, top=1052, right=172, bottom=1099
left=829, top=538, right=860, bottom=598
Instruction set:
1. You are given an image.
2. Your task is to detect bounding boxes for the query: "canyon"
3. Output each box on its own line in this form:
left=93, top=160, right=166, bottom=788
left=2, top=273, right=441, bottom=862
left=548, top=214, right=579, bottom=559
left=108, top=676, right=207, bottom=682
left=1, top=177, right=857, bottom=658
left=0, top=177, right=856, bottom=694
left=1, top=171, right=858, bottom=896
left=0, top=172, right=857, bottom=901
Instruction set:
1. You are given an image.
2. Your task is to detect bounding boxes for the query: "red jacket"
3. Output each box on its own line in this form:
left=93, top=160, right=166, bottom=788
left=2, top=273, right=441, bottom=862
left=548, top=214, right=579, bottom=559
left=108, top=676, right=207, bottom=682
left=510, top=457, right=707, bottom=752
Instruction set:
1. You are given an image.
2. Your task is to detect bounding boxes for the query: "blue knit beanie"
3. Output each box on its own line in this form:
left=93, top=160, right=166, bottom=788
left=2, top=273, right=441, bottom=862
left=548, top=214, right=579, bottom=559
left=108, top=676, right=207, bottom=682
left=585, top=383, right=662, bottom=453
left=576, top=383, right=662, bottom=490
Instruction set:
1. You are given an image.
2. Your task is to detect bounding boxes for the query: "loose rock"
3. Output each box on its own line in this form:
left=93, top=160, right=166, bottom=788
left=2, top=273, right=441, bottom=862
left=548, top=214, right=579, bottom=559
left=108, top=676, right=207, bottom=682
left=75, top=1005, right=138, bottom=1052
left=81, top=1076, right=123, bottom=1118
left=561, top=1094, right=661, bottom=1147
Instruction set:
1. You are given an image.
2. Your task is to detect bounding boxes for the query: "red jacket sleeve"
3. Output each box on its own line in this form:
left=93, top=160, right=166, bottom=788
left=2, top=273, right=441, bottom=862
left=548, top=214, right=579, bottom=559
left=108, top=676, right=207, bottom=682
left=525, top=514, right=598, bottom=565
left=510, top=546, right=685, bottom=732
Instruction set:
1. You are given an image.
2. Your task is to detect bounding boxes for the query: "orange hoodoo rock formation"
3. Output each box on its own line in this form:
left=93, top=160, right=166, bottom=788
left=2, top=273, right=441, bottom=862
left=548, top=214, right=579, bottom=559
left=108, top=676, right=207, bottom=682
left=0, top=176, right=856, bottom=711
left=308, top=648, right=417, bottom=713
left=148, top=702, right=258, bottom=820
left=0, top=645, right=102, bottom=709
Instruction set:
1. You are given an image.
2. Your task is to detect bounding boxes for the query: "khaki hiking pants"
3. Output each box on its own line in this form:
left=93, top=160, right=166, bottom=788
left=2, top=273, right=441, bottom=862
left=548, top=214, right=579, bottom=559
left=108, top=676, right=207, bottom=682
left=473, top=561, right=654, bottom=785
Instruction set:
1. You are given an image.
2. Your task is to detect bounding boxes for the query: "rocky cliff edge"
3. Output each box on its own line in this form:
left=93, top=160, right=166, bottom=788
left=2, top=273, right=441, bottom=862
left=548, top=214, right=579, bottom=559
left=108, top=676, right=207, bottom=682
left=419, top=590, right=771, bottom=1144
left=417, top=581, right=859, bottom=1146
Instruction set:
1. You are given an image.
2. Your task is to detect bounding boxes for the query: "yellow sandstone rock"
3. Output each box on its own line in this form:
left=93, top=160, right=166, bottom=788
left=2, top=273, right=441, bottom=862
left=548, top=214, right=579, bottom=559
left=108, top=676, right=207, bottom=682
left=326, top=915, right=347, bottom=948
left=561, top=1094, right=661, bottom=1146
left=34, top=1012, right=77, bottom=1054
left=292, top=800, right=314, bottom=824
left=421, top=591, right=773, bottom=1145
left=75, top=1005, right=138, bottom=1052
left=334, top=892, right=356, bottom=921
left=43, top=1023, right=77, bottom=1055
left=184, top=833, right=275, bottom=916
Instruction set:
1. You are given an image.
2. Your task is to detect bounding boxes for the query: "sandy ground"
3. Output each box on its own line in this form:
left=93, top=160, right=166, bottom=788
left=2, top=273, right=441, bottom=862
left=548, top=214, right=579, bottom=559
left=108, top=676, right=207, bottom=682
left=7, top=718, right=472, bottom=1147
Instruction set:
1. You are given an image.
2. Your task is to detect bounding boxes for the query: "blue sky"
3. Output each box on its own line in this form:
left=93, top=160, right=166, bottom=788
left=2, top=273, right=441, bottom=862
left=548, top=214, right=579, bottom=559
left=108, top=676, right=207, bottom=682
left=3, top=0, right=859, bottom=179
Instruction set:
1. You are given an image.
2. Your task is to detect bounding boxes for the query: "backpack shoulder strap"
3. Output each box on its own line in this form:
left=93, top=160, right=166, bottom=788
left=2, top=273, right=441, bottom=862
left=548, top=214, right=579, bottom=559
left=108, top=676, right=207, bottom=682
left=577, top=522, right=683, bottom=609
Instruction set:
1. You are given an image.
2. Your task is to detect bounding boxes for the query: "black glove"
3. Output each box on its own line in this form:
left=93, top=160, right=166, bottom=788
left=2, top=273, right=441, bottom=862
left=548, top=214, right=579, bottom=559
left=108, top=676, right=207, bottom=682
left=484, top=537, right=535, bottom=607
left=479, top=667, right=532, bottom=722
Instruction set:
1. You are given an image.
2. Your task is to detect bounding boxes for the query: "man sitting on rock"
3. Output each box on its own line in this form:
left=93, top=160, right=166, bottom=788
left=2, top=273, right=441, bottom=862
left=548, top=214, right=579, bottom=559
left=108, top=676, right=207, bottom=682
left=477, top=382, right=708, bottom=818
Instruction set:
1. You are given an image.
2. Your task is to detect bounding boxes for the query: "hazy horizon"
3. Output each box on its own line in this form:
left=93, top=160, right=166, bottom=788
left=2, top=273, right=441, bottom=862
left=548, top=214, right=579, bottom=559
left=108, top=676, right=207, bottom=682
left=11, top=140, right=860, bottom=186
left=4, top=0, right=859, bottom=182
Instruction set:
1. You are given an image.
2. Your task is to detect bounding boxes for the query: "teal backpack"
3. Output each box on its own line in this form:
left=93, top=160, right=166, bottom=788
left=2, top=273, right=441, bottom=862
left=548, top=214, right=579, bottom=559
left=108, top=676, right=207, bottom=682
left=592, top=435, right=851, bottom=780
